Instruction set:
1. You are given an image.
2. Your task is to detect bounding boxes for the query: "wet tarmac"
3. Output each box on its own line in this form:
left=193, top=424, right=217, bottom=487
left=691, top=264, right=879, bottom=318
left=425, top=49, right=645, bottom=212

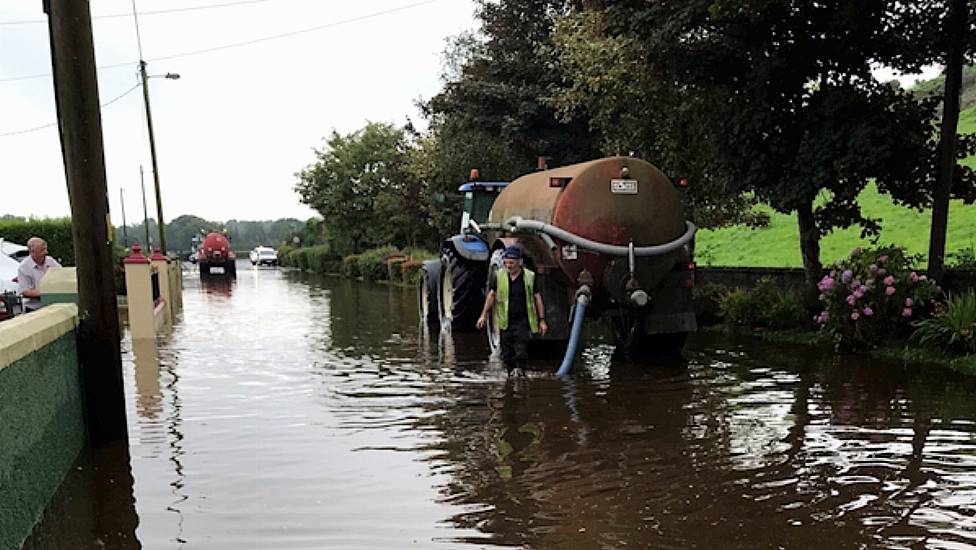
left=21, top=262, right=976, bottom=549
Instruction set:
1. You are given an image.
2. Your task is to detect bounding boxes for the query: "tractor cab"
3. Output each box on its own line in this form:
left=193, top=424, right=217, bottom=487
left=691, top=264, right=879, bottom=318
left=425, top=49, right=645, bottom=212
left=457, top=177, right=509, bottom=234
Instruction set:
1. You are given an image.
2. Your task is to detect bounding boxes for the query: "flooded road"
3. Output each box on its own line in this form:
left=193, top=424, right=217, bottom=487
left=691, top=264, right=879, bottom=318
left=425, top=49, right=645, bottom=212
left=23, top=263, right=976, bottom=549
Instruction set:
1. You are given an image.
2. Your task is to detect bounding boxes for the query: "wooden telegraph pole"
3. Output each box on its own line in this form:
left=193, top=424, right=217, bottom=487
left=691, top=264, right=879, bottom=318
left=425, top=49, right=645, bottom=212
left=45, top=0, right=128, bottom=443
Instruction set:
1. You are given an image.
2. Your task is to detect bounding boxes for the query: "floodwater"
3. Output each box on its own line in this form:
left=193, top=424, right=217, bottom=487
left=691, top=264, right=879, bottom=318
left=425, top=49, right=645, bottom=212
left=21, top=262, right=976, bottom=549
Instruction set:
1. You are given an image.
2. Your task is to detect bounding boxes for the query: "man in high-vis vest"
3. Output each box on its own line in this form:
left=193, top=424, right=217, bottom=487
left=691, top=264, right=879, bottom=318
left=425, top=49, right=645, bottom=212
left=476, top=245, right=548, bottom=376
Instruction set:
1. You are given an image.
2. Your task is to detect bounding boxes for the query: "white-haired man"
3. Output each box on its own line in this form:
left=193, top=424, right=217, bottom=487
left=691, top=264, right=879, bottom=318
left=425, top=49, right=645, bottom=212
left=17, top=237, right=61, bottom=312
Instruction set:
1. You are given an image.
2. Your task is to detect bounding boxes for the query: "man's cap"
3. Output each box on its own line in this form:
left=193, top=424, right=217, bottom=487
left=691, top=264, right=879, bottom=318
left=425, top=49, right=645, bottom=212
left=502, top=245, right=522, bottom=259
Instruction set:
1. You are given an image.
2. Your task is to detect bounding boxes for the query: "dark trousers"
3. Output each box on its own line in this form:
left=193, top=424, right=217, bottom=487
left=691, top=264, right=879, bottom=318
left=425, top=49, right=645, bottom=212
left=500, top=319, right=530, bottom=373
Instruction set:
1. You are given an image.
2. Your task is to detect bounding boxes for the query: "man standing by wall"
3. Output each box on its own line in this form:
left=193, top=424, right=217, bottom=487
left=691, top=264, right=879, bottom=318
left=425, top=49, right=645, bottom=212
left=476, top=246, right=547, bottom=376
left=18, top=237, right=62, bottom=312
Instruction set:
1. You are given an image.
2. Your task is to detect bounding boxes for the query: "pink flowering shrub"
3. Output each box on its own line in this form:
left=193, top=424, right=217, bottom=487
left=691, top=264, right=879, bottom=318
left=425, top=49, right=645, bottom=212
left=815, top=246, right=940, bottom=348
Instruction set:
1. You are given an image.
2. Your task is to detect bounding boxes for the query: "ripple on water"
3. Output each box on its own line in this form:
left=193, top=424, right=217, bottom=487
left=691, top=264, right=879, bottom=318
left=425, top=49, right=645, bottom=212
left=20, top=267, right=976, bottom=550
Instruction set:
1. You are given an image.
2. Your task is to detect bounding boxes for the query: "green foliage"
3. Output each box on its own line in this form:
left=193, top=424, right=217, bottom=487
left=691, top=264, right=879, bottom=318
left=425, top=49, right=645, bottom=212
left=0, top=218, right=74, bottom=265
left=911, top=291, right=976, bottom=356
left=400, top=260, right=424, bottom=286
left=911, top=65, right=976, bottom=111
left=295, top=123, right=419, bottom=257
left=598, top=1, right=976, bottom=284
left=717, top=279, right=806, bottom=329
left=424, top=0, right=600, bottom=171
left=341, top=255, right=361, bottom=279
left=356, top=246, right=402, bottom=282
left=119, top=215, right=305, bottom=254
left=947, top=244, right=976, bottom=269
left=543, top=10, right=761, bottom=230
left=696, top=179, right=976, bottom=268
left=815, top=246, right=941, bottom=349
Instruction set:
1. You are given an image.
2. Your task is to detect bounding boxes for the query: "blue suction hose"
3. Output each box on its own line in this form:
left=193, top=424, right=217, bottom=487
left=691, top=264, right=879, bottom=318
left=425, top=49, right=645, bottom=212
left=556, top=288, right=591, bottom=377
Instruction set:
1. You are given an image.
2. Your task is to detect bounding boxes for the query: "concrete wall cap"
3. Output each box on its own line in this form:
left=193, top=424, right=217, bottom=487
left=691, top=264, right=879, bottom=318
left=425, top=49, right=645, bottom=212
left=0, top=304, right=78, bottom=370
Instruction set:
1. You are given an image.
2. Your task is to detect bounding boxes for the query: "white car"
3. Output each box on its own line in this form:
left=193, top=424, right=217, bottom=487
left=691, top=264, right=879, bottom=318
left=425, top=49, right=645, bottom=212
left=0, top=252, right=20, bottom=294
left=0, top=252, right=21, bottom=320
left=249, top=246, right=278, bottom=266
left=0, top=239, right=28, bottom=261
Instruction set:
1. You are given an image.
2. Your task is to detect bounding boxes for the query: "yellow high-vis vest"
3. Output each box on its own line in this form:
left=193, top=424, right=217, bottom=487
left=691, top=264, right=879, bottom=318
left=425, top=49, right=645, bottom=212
left=494, top=268, right=539, bottom=334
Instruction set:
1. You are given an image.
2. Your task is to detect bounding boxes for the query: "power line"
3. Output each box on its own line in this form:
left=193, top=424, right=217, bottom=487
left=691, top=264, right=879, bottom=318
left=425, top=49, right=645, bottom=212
left=0, top=83, right=141, bottom=138
left=149, top=0, right=439, bottom=63
left=0, top=0, right=281, bottom=26
left=0, top=0, right=441, bottom=83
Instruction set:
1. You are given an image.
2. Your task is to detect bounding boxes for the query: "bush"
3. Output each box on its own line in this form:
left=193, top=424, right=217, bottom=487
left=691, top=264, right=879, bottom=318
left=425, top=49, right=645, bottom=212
left=341, top=255, right=361, bottom=278
left=815, top=246, right=940, bottom=349
left=387, top=256, right=408, bottom=280
left=400, top=260, right=424, bottom=286
left=355, top=246, right=401, bottom=281
left=911, top=291, right=976, bottom=356
left=277, top=243, right=297, bottom=266
left=947, top=245, right=976, bottom=270
left=287, top=248, right=310, bottom=270
left=717, top=278, right=806, bottom=329
left=0, top=218, right=75, bottom=265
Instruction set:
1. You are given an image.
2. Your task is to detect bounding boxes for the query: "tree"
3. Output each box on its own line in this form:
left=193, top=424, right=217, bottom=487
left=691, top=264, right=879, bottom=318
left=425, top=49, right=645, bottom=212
left=543, top=10, right=767, bottom=232
left=295, top=122, right=412, bottom=255
left=598, top=0, right=966, bottom=286
left=424, top=0, right=601, bottom=174
left=925, top=0, right=976, bottom=279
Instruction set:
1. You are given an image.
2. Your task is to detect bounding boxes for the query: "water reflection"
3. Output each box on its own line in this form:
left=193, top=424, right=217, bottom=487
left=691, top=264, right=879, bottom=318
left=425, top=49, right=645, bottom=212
left=23, top=268, right=976, bottom=549
left=22, top=443, right=141, bottom=550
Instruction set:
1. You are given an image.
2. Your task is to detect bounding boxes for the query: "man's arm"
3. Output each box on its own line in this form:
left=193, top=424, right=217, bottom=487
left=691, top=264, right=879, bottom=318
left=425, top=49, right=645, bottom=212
left=476, top=290, right=495, bottom=330
left=534, top=291, right=548, bottom=335
left=17, top=264, right=39, bottom=298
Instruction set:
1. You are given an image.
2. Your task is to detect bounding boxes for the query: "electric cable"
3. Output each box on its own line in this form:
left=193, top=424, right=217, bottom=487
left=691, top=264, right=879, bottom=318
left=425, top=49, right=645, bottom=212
left=0, top=0, right=284, bottom=26
left=0, top=0, right=440, bottom=83
left=0, top=82, right=141, bottom=137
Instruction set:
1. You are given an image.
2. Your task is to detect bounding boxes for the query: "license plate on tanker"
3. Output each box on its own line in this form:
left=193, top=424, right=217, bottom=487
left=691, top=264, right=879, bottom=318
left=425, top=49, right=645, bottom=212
left=210, top=266, right=225, bottom=274
left=610, top=179, right=638, bottom=194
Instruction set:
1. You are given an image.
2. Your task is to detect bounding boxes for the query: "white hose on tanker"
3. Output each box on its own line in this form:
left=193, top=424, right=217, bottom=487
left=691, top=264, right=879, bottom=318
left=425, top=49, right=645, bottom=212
left=503, top=217, right=696, bottom=257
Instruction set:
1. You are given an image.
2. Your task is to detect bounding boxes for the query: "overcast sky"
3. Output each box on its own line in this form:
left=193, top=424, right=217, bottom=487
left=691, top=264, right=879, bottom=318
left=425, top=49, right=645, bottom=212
left=0, top=0, right=478, bottom=223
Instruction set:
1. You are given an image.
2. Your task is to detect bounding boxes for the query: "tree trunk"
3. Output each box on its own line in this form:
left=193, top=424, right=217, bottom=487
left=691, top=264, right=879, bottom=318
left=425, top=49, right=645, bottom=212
left=796, top=201, right=822, bottom=288
left=927, top=0, right=967, bottom=282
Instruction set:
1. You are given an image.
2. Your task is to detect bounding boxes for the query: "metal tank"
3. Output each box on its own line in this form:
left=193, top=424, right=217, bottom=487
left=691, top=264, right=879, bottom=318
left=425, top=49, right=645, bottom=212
left=486, top=156, right=693, bottom=312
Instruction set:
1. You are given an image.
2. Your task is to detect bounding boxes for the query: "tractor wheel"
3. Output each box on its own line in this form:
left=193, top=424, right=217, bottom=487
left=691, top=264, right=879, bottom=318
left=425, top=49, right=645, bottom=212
left=418, top=261, right=441, bottom=328
left=440, top=251, right=486, bottom=332
left=484, top=249, right=505, bottom=355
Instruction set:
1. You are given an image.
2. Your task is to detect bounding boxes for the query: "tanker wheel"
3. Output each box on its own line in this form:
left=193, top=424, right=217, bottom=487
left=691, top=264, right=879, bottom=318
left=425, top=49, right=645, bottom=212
left=227, top=261, right=237, bottom=278
left=418, top=262, right=441, bottom=328
left=440, top=252, right=486, bottom=332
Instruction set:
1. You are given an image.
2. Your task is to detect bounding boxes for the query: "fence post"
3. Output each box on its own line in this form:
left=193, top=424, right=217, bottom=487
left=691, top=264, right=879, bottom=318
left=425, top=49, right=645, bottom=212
left=124, top=244, right=154, bottom=339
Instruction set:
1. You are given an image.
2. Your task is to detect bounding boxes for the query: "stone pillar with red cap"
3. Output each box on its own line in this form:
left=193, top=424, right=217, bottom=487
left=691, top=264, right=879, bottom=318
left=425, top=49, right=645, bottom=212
left=149, top=246, right=172, bottom=325
left=124, top=243, right=154, bottom=339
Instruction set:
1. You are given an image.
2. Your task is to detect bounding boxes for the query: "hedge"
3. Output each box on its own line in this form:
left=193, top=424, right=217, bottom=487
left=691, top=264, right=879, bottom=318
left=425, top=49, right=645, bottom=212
left=0, top=218, right=75, bottom=266
left=283, top=244, right=437, bottom=286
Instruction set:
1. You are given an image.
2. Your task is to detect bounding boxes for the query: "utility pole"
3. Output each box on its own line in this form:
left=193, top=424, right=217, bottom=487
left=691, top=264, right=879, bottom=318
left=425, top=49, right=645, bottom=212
left=140, top=165, right=151, bottom=246
left=44, top=0, right=128, bottom=443
left=120, top=188, right=129, bottom=247
left=139, top=60, right=167, bottom=254
left=131, top=0, right=168, bottom=254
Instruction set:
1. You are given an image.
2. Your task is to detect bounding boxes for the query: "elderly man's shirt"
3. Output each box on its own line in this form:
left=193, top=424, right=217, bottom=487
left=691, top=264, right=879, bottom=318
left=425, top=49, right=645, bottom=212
left=17, top=256, right=61, bottom=310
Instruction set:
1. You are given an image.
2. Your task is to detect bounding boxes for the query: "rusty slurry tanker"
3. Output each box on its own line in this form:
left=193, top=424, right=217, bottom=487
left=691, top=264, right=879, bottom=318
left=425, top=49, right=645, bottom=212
left=419, top=156, right=697, bottom=370
left=195, top=231, right=237, bottom=279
